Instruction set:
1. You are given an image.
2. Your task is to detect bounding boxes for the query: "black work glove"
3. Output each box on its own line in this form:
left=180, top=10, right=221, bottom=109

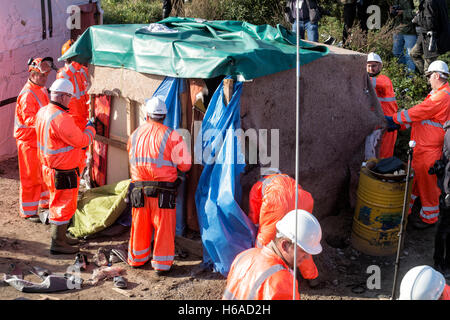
left=385, top=115, right=401, bottom=132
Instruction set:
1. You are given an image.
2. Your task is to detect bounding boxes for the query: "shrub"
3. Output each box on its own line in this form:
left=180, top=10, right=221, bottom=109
left=102, top=0, right=162, bottom=24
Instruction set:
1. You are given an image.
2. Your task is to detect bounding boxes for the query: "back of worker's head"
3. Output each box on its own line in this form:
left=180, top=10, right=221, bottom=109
left=399, top=265, right=446, bottom=300
left=145, top=96, right=167, bottom=121
left=276, top=209, right=322, bottom=255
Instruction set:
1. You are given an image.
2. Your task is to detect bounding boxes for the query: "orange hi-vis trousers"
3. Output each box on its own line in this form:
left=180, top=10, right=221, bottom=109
left=408, top=146, right=442, bottom=224
left=42, top=165, right=80, bottom=225
left=127, top=196, right=176, bottom=271
left=17, top=140, right=49, bottom=217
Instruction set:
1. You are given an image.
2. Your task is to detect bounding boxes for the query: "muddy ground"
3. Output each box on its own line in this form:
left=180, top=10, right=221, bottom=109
left=0, top=156, right=444, bottom=301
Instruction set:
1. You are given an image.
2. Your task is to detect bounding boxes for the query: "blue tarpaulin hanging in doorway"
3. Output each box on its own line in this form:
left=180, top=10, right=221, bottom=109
left=195, top=78, right=257, bottom=276
left=151, top=77, right=186, bottom=236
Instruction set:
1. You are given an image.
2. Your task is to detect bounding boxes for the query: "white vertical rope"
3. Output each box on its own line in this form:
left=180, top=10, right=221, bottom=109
left=293, top=0, right=301, bottom=300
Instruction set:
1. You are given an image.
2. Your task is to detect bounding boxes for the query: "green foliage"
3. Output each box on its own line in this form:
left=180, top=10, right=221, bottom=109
left=102, top=0, right=162, bottom=24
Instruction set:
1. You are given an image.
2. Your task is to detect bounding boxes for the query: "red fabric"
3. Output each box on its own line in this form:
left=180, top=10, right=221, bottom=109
left=371, top=75, right=399, bottom=158
left=91, top=95, right=111, bottom=187
left=248, top=174, right=318, bottom=279
left=394, top=83, right=450, bottom=224
left=14, top=80, right=50, bottom=217
left=223, top=246, right=300, bottom=300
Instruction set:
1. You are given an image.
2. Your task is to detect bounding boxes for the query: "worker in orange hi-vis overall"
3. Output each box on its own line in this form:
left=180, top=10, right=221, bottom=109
left=127, top=96, right=191, bottom=275
left=223, top=209, right=323, bottom=300
left=57, top=39, right=91, bottom=173
left=367, top=52, right=399, bottom=159
left=386, top=60, right=450, bottom=229
left=35, top=78, right=96, bottom=255
left=14, top=57, right=54, bottom=222
left=248, top=169, right=320, bottom=288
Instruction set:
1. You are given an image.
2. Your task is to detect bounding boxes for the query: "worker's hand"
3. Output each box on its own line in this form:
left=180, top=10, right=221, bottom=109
left=385, top=115, right=401, bottom=132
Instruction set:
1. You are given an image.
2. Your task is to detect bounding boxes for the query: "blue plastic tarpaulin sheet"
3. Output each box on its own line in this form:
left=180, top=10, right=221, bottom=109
left=151, top=77, right=186, bottom=235
left=195, top=78, right=257, bottom=276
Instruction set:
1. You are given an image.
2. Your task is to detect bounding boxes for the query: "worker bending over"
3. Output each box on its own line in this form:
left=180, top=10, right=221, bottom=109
left=367, top=52, right=399, bottom=158
left=223, top=209, right=322, bottom=300
left=127, top=96, right=191, bottom=274
left=35, top=79, right=96, bottom=254
left=386, top=60, right=450, bottom=228
left=14, top=57, right=54, bottom=222
left=248, top=169, right=320, bottom=287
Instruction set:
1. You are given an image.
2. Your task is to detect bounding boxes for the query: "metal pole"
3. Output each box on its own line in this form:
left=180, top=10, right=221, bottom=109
left=293, top=0, right=301, bottom=300
left=391, top=140, right=416, bottom=300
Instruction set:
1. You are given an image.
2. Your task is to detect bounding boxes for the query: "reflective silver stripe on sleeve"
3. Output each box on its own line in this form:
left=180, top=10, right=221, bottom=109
left=402, top=110, right=412, bottom=123
left=15, top=89, right=45, bottom=129
left=396, top=112, right=404, bottom=125
left=421, top=120, right=443, bottom=128
left=248, top=264, right=287, bottom=300
left=378, top=96, right=397, bottom=102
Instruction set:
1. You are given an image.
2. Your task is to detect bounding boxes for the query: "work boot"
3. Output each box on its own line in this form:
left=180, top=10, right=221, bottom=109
left=25, top=215, right=41, bottom=223
left=50, top=224, right=79, bottom=255
left=65, top=232, right=79, bottom=245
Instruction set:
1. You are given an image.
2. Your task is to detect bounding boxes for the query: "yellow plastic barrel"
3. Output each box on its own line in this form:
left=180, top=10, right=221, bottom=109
left=351, top=165, right=413, bottom=256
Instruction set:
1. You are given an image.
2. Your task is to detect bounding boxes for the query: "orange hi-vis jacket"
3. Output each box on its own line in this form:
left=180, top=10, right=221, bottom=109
left=248, top=173, right=318, bottom=280
left=35, top=102, right=95, bottom=224
left=223, top=246, right=300, bottom=300
left=35, top=102, right=95, bottom=170
left=128, top=120, right=191, bottom=182
left=56, top=62, right=89, bottom=130
left=249, top=174, right=314, bottom=248
left=394, top=82, right=450, bottom=224
left=14, top=80, right=49, bottom=144
left=14, top=80, right=50, bottom=217
left=127, top=120, right=191, bottom=269
left=370, top=75, right=399, bottom=158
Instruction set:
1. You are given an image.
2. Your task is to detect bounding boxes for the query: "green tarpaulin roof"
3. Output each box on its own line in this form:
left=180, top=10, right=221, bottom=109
left=60, top=17, right=329, bottom=80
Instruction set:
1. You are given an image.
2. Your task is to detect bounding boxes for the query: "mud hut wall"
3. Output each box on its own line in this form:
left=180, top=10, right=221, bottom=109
left=239, top=49, right=385, bottom=221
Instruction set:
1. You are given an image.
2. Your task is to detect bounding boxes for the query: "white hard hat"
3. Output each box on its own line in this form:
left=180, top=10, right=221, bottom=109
left=276, top=209, right=322, bottom=255
left=425, top=60, right=449, bottom=77
left=145, top=96, right=167, bottom=117
left=49, top=78, right=74, bottom=96
left=367, top=52, right=382, bottom=64
left=399, top=265, right=446, bottom=300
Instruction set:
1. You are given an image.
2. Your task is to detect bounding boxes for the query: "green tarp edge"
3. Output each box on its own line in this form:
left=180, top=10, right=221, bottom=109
left=60, top=17, right=329, bottom=79
left=68, top=179, right=130, bottom=238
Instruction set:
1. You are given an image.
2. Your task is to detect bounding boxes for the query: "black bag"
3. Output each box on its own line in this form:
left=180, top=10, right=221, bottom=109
left=158, top=189, right=177, bottom=209
left=130, top=187, right=145, bottom=208
left=54, top=168, right=79, bottom=190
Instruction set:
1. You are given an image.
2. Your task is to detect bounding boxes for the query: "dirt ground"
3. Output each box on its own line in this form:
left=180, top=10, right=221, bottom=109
left=0, top=156, right=444, bottom=301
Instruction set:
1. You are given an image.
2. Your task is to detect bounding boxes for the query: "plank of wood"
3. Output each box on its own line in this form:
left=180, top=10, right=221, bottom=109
left=223, top=78, right=234, bottom=106
left=112, top=287, right=135, bottom=298
left=94, top=134, right=127, bottom=151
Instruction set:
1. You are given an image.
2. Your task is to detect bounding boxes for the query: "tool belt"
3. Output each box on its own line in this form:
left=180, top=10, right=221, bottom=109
left=54, top=167, right=79, bottom=190
left=130, top=180, right=180, bottom=209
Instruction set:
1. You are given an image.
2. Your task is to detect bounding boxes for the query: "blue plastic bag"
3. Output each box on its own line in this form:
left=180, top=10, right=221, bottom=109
left=195, top=78, right=257, bottom=276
